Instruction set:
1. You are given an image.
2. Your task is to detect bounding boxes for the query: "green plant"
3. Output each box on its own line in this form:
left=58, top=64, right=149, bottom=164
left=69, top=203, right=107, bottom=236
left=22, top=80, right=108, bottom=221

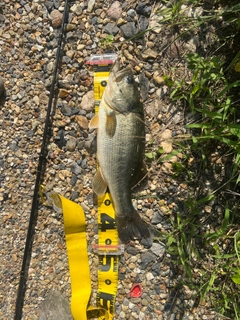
left=100, top=34, right=114, bottom=47
left=151, top=1, right=240, bottom=318
left=159, top=198, right=240, bottom=318
left=165, top=51, right=240, bottom=183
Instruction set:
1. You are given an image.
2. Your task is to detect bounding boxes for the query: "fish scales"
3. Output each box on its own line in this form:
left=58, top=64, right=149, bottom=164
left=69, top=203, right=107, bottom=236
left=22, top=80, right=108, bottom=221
left=98, top=108, right=144, bottom=214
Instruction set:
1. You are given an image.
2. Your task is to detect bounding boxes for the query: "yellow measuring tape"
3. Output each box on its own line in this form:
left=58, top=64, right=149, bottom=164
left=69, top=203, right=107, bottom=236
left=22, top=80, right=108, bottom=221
left=41, top=191, right=109, bottom=320
left=40, top=54, right=120, bottom=320
left=92, top=55, right=120, bottom=320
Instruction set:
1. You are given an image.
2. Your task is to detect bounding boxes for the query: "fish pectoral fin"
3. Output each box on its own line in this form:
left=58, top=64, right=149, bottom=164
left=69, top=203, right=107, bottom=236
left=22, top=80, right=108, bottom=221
left=92, top=168, right=108, bottom=196
left=131, top=162, right=148, bottom=190
left=89, top=114, right=99, bottom=129
left=106, top=113, right=116, bottom=137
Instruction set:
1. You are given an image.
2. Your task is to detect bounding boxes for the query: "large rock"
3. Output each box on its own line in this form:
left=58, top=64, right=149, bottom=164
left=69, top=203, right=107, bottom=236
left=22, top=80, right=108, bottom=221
left=39, top=289, right=73, bottom=320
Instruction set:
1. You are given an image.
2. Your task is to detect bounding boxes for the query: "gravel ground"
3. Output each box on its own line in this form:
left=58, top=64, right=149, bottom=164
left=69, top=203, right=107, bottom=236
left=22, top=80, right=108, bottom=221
left=0, top=1, right=222, bottom=319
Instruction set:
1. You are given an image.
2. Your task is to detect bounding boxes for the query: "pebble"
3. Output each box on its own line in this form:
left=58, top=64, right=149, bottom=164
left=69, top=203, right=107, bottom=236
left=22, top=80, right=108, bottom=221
left=150, top=242, right=166, bottom=258
left=104, top=22, right=119, bottom=35
left=75, top=115, right=89, bottom=130
left=80, top=91, right=94, bottom=111
left=136, top=3, right=152, bottom=17
left=160, top=141, right=173, bottom=153
left=87, top=0, right=95, bottom=13
left=50, top=9, right=63, bottom=28
left=107, top=1, right=122, bottom=20
left=66, top=137, right=77, bottom=152
left=120, top=22, right=137, bottom=39
left=146, top=272, right=154, bottom=281
left=153, top=70, right=164, bottom=86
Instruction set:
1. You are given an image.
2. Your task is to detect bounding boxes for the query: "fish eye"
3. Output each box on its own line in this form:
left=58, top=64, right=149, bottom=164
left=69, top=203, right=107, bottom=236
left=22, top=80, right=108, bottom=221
left=125, top=75, right=134, bottom=84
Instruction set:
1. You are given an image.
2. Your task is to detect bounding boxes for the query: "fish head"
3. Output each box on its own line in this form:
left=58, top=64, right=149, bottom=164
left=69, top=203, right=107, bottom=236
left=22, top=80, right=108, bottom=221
left=103, top=61, right=141, bottom=114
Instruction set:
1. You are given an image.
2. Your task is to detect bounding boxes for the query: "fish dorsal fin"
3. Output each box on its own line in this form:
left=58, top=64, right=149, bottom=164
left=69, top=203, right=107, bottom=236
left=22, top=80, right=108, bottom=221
left=93, top=168, right=108, bottom=196
left=89, top=114, right=99, bottom=129
left=106, top=113, right=116, bottom=137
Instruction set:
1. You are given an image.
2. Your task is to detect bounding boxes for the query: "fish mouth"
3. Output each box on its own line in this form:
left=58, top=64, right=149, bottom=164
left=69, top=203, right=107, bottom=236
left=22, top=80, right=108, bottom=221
left=112, top=61, right=132, bottom=82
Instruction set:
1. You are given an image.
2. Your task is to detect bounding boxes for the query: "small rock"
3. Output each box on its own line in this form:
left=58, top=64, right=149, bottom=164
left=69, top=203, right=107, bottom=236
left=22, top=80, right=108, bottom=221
left=150, top=122, right=161, bottom=135
left=32, top=120, right=41, bottom=131
left=70, top=162, right=81, bottom=175
left=66, top=137, right=77, bottom=152
left=87, top=0, right=95, bottom=12
left=71, top=191, right=79, bottom=201
left=160, top=129, right=172, bottom=140
left=80, top=91, right=94, bottom=112
left=75, top=115, right=89, bottom=130
left=127, top=9, right=137, bottom=18
left=65, top=24, right=76, bottom=32
left=117, top=17, right=127, bottom=27
left=24, top=3, right=31, bottom=12
left=149, top=14, right=162, bottom=34
left=136, top=3, right=152, bottom=17
left=70, top=175, right=78, bottom=186
left=145, top=100, right=161, bottom=118
left=142, top=48, right=158, bottom=59
left=150, top=242, right=166, bottom=258
left=81, top=158, right=88, bottom=169
left=0, top=14, right=5, bottom=23
left=55, top=129, right=66, bottom=149
left=142, top=297, right=149, bottom=305
left=107, top=1, right=122, bottom=20
left=39, top=92, right=49, bottom=105
left=66, top=50, right=75, bottom=58
left=120, top=22, right=137, bottom=39
left=33, top=95, right=40, bottom=105
left=77, top=44, right=85, bottom=51
left=123, top=50, right=133, bottom=61
left=141, top=252, right=155, bottom=269
left=160, top=141, right=173, bottom=154
left=104, top=23, right=119, bottom=36
left=61, top=104, right=79, bottom=116
left=138, top=16, right=149, bottom=33
left=151, top=211, right=163, bottom=224
left=153, top=71, right=164, bottom=86
left=50, top=9, right=63, bottom=28
left=58, top=89, right=69, bottom=99
left=70, top=4, right=83, bottom=15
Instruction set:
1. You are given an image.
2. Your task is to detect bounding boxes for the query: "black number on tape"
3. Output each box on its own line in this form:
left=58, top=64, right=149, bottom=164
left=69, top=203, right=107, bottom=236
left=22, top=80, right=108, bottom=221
left=99, top=255, right=117, bottom=272
left=100, top=213, right=116, bottom=231
left=97, top=292, right=114, bottom=314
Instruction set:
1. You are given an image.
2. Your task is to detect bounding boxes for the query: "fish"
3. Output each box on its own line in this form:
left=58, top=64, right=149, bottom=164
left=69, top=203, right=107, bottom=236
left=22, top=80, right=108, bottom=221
left=89, top=60, right=151, bottom=245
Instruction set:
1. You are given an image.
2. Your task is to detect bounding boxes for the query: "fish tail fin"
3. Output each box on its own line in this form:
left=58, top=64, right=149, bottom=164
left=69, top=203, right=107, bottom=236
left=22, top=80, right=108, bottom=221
left=116, top=211, right=152, bottom=247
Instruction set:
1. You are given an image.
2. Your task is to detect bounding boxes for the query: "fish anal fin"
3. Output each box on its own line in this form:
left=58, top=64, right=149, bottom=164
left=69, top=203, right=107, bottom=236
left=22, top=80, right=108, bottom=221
left=106, top=113, right=116, bottom=137
left=89, top=114, right=99, bottom=129
left=93, top=168, right=108, bottom=196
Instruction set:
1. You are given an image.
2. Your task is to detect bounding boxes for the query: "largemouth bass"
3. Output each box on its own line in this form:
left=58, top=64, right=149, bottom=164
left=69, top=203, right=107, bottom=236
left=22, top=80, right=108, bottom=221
left=89, top=61, right=151, bottom=245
